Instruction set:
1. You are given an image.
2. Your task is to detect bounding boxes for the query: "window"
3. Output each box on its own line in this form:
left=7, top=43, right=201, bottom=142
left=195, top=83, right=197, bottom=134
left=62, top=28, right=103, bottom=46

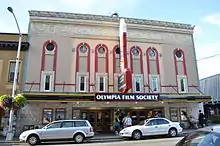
left=134, top=76, right=141, bottom=92
left=61, top=121, right=74, bottom=128
left=175, top=50, right=182, bottom=58
left=98, top=47, right=105, bottom=54
left=157, top=119, right=169, bottom=125
left=178, top=75, right=188, bottom=93
left=98, top=76, right=106, bottom=92
left=41, top=71, right=54, bottom=92
left=42, top=108, right=53, bottom=124
left=150, top=75, right=160, bottom=92
left=146, top=119, right=157, bottom=126
left=79, top=76, right=86, bottom=92
left=46, top=122, right=61, bottom=129
left=8, top=61, right=21, bottom=82
left=55, top=108, right=66, bottom=120
left=74, top=121, right=88, bottom=127
left=46, top=43, right=55, bottom=51
left=79, top=45, right=88, bottom=53
left=132, top=48, right=139, bottom=56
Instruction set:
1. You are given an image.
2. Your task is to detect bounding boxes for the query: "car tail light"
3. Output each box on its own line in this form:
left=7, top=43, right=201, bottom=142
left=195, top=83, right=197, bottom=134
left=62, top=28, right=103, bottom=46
left=90, top=127, right=93, bottom=132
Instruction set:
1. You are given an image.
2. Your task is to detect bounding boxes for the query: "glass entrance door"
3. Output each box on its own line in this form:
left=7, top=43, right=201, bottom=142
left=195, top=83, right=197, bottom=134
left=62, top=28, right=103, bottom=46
left=80, top=110, right=110, bottom=132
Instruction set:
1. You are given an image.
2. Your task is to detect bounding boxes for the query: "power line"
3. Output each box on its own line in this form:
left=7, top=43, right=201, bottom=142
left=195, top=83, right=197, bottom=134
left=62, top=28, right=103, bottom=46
left=197, top=53, right=220, bottom=61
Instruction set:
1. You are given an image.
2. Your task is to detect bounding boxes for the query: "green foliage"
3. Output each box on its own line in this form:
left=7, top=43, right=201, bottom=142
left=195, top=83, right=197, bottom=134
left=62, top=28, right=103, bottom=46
left=14, top=94, right=26, bottom=108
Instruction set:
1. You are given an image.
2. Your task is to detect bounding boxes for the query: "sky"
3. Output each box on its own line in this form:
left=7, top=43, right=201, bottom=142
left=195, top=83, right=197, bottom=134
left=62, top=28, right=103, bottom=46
left=0, top=0, right=220, bottom=79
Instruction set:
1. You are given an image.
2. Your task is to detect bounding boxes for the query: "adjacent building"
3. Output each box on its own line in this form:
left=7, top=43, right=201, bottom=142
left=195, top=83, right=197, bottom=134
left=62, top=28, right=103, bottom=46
left=200, top=74, right=220, bottom=120
left=16, top=10, right=211, bottom=135
left=0, top=33, right=29, bottom=136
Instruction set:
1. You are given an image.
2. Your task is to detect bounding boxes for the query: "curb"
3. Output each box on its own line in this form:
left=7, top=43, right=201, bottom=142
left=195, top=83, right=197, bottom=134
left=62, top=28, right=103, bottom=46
left=0, top=131, right=193, bottom=144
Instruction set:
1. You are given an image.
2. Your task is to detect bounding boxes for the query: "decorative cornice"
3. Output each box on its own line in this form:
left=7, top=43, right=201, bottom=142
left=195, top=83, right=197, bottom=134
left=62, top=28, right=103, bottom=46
left=29, top=10, right=194, bottom=30
left=0, top=41, right=30, bottom=51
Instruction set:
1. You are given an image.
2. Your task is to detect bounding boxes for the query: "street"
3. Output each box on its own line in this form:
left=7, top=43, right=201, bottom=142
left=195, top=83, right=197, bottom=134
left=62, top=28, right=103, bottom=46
left=1, top=137, right=183, bottom=146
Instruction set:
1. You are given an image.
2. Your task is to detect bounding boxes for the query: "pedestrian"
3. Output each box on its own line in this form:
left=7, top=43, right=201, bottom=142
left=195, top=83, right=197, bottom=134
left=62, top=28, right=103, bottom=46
left=123, top=112, right=132, bottom=128
left=198, top=110, right=206, bottom=128
left=113, top=111, right=120, bottom=135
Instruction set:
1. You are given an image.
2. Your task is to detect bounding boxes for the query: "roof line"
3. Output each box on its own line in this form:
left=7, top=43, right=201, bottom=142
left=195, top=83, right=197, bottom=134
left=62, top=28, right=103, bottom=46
left=0, top=32, right=28, bottom=35
left=28, top=10, right=194, bottom=30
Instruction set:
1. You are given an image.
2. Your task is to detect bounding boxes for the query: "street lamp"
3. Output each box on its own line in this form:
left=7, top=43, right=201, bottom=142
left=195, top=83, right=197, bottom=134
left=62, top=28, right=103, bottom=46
left=6, top=6, right=22, bottom=141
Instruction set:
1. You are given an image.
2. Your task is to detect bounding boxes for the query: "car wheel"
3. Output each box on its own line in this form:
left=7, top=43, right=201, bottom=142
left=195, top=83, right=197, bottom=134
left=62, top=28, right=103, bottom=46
left=27, top=135, right=40, bottom=146
left=132, top=130, right=142, bottom=140
left=74, top=133, right=85, bottom=144
left=169, top=128, right=177, bottom=137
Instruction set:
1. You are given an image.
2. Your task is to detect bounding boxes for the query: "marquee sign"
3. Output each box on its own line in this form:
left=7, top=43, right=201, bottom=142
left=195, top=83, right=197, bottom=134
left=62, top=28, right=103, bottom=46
left=95, top=93, right=160, bottom=102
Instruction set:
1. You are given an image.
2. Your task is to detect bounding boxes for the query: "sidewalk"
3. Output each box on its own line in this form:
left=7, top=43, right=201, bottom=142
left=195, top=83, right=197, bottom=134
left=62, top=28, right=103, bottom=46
left=0, top=125, right=218, bottom=144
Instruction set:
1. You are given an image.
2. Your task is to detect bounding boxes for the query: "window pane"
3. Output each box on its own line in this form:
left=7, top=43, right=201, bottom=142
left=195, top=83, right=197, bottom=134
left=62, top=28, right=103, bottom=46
left=180, top=78, right=185, bottom=91
left=47, top=122, right=61, bottom=129
left=147, top=119, right=157, bottom=126
left=152, top=77, right=158, bottom=91
left=80, top=76, right=85, bottom=91
left=99, top=77, right=104, bottom=91
left=157, top=119, right=169, bottom=125
left=45, top=75, right=51, bottom=90
left=74, top=121, right=88, bottom=127
left=8, top=62, right=20, bottom=82
left=62, top=121, right=74, bottom=128
left=135, top=77, right=141, bottom=91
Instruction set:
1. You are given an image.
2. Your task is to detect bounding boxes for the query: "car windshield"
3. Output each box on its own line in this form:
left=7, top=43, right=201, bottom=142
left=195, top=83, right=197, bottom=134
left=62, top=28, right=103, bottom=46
left=180, top=131, right=220, bottom=146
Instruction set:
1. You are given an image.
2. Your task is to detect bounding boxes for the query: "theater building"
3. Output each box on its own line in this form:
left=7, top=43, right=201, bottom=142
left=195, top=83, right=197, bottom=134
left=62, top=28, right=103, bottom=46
left=16, top=10, right=211, bottom=135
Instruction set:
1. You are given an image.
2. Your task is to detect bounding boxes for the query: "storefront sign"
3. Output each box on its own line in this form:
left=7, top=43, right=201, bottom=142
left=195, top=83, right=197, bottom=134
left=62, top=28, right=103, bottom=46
left=95, top=93, right=160, bottom=101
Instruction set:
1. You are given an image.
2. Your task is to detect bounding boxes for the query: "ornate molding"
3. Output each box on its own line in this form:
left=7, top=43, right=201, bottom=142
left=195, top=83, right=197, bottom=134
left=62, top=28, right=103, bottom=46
left=29, top=10, right=194, bottom=30
left=31, top=23, right=192, bottom=44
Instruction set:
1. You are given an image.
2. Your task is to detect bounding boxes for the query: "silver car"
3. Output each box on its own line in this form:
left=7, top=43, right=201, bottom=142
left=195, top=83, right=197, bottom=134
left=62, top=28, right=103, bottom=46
left=19, top=120, right=94, bottom=145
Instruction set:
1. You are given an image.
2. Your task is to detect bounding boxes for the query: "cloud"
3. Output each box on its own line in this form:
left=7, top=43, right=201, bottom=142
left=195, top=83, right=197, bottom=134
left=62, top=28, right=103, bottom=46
left=203, top=13, right=220, bottom=27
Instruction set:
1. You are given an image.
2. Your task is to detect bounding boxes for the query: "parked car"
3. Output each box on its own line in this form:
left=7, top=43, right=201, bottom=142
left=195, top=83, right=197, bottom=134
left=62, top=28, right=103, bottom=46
left=119, top=117, right=183, bottom=140
left=176, top=125, right=220, bottom=146
left=19, top=120, right=94, bottom=145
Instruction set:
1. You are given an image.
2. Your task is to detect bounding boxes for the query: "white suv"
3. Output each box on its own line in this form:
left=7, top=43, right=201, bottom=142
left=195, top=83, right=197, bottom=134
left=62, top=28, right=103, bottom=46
left=19, top=120, right=94, bottom=145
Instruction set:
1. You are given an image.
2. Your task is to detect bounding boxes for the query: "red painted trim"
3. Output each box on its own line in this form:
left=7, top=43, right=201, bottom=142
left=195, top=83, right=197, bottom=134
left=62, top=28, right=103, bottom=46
left=55, top=83, right=76, bottom=86
left=113, top=44, right=119, bottom=73
left=173, top=49, right=179, bottom=92
left=76, top=42, right=91, bottom=91
left=130, top=46, right=143, bottom=74
left=94, top=44, right=109, bottom=73
left=123, top=32, right=128, bottom=69
left=161, top=85, right=178, bottom=87
left=182, top=50, right=187, bottom=75
left=40, top=40, right=58, bottom=91
left=53, top=41, right=58, bottom=91
left=89, top=84, right=95, bottom=86
left=152, top=47, right=160, bottom=74
left=146, top=47, right=151, bottom=91
left=75, top=43, right=83, bottom=72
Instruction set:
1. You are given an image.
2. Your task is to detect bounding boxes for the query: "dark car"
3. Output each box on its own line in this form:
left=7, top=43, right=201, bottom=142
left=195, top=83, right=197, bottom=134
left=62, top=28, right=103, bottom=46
left=176, top=130, right=220, bottom=146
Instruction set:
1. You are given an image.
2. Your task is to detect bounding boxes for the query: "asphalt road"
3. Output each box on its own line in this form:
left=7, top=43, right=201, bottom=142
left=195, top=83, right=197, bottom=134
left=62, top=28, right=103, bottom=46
left=2, top=137, right=183, bottom=146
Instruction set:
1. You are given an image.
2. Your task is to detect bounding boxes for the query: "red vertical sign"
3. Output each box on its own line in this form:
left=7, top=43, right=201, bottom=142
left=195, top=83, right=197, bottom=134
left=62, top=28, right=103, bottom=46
left=118, top=19, right=132, bottom=93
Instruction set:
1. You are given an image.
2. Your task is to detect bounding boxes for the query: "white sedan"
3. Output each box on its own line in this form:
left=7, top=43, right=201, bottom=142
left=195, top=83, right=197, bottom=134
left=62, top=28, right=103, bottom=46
left=119, top=118, right=183, bottom=140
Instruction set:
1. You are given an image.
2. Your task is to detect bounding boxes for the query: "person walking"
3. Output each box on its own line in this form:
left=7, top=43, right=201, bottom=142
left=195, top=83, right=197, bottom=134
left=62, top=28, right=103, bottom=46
left=123, top=112, right=132, bottom=128
left=198, top=110, right=206, bottom=128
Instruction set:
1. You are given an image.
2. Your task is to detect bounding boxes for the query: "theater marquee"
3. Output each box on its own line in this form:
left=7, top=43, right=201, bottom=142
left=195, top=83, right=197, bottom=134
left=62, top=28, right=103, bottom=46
left=95, top=93, right=160, bottom=102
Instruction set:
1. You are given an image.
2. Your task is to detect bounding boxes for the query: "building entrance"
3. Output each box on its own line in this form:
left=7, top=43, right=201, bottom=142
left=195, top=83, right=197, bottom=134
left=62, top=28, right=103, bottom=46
left=80, top=110, right=111, bottom=132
